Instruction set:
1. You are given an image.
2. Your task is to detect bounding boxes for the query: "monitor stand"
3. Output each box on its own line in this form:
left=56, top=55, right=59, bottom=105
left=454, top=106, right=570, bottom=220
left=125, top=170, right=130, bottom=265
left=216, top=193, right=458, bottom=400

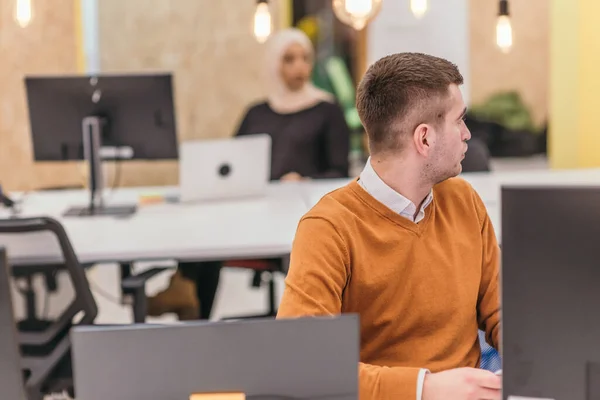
left=63, top=204, right=137, bottom=217
left=63, top=116, right=137, bottom=218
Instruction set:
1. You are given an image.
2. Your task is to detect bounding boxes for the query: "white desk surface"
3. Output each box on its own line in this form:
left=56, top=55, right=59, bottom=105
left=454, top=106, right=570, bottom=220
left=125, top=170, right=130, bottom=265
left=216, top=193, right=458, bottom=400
left=299, top=168, right=600, bottom=243
left=2, top=167, right=600, bottom=265
left=0, top=184, right=308, bottom=265
left=461, top=168, right=600, bottom=239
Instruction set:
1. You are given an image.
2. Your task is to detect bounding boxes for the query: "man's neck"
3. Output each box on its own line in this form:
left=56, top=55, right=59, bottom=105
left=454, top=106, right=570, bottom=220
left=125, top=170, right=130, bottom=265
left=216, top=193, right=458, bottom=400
left=369, top=157, right=432, bottom=210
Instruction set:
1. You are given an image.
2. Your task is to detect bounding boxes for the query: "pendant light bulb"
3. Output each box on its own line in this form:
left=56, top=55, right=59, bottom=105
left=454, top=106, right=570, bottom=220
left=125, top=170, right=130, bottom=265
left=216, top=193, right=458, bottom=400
left=253, top=0, right=272, bottom=44
left=14, top=0, right=34, bottom=28
left=332, top=0, right=383, bottom=31
left=411, top=0, right=428, bottom=19
left=496, top=0, right=513, bottom=53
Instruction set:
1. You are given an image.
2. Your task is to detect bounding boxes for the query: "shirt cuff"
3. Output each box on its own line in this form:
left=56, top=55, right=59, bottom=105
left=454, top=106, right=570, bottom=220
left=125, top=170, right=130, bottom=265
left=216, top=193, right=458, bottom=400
left=416, top=368, right=430, bottom=400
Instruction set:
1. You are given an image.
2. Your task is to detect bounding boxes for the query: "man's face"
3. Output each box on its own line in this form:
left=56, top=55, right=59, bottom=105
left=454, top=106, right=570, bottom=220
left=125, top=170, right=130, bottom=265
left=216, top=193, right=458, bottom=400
left=426, top=84, right=471, bottom=184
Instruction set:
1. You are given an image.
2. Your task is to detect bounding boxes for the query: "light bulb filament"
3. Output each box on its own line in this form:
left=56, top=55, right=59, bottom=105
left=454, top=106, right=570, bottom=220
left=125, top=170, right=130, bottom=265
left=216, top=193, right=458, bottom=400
left=345, top=0, right=373, bottom=17
left=496, top=15, right=513, bottom=52
left=332, top=0, right=383, bottom=31
left=14, top=0, right=33, bottom=28
left=253, top=2, right=272, bottom=43
left=411, top=0, right=428, bottom=19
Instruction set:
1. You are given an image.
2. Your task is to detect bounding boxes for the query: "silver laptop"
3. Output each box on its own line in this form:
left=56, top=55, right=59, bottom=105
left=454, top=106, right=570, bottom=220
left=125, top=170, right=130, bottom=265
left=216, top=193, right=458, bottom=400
left=71, top=315, right=359, bottom=400
left=179, top=134, right=271, bottom=202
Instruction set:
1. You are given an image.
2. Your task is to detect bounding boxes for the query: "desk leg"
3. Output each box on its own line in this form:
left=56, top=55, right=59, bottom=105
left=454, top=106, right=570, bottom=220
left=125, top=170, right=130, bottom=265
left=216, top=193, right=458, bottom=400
left=131, top=285, right=147, bottom=324
left=120, top=262, right=132, bottom=305
left=267, top=276, right=276, bottom=317
left=25, top=275, right=37, bottom=321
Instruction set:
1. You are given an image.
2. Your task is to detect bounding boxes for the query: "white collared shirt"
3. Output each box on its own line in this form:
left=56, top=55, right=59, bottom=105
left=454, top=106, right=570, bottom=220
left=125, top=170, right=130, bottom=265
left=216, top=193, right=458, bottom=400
left=357, top=157, right=432, bottom=400
left=358, top=157, right=433, bottom=223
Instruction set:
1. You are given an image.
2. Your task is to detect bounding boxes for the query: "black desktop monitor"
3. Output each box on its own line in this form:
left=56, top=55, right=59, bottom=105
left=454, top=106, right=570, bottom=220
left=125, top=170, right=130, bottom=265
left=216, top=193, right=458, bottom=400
left=0, top=247, right=28, bottom=400
left=501, top=185, right=600, bottom=400
left=25, top=73, right=178, bottom=162
left=24, top=73, right=179, bottom=217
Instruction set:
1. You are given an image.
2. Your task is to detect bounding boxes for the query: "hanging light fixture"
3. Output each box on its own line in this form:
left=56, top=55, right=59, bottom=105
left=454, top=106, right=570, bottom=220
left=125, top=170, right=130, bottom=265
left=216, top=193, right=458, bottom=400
left=13, top=0, right=34, bottom=28
left=253, top=0, right=272, bottom=43
left=410, top=0, right=428, bottom=19
left=496, top=0, right=513, bottom=53
left=332, top=0, right=383, bottom=31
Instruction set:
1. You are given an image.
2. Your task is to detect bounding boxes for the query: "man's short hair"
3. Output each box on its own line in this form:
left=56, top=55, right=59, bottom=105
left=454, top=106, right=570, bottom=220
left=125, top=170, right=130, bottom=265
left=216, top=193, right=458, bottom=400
left=356, top=52, right=464, bottom=154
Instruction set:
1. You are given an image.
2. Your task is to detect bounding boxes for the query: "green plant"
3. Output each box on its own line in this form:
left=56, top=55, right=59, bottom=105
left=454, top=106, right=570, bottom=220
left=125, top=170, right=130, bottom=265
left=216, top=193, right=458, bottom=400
left=469, top=91, right=541, bottom=134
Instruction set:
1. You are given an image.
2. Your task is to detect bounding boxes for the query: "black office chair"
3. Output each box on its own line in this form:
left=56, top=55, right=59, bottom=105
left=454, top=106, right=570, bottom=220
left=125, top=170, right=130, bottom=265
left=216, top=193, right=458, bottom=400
left=120, top=263, right=174, bottom=323
left=462, top=137, right=492, bottom=173
left=0, top=217, right=97, bottom=400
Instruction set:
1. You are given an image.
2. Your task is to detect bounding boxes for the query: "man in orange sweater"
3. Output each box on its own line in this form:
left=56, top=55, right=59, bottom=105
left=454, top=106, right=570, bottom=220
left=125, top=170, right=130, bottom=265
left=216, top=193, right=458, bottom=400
left=277, top=53, right=501, bottom=400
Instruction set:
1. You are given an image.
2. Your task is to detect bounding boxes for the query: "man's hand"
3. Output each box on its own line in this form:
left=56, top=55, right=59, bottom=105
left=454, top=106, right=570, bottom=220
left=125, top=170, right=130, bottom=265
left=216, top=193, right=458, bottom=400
left=422, top=367, right=501, bottom=400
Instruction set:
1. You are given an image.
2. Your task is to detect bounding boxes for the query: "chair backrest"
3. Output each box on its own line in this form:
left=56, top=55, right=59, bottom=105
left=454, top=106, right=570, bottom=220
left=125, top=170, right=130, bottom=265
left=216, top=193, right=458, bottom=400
left=462, top=137, right=492, bottom=173
left=0, top=217, right=98, bottom=399
left=0, top=217, right=98, bottom=344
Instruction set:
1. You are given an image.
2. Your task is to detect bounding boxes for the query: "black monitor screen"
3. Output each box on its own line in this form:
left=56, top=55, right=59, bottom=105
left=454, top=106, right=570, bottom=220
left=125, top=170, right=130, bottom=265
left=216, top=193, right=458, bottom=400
left=501, top=185, right=600, bottom=400
left=25, top=73, right=179, bottom=161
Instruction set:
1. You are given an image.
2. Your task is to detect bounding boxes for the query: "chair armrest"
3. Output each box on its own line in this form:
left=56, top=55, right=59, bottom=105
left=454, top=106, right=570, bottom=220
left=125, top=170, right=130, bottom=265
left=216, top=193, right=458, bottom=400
left=121, top=267, right=172, bottom=291
left=121, top=267, right=173, bottom=323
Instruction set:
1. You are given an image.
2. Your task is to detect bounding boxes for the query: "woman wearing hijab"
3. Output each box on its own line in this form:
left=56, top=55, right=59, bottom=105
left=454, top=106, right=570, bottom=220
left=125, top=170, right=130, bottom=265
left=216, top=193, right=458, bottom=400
left=147, top=28, right=351, bottom=321
left=236, top=28, right=351, bottom=180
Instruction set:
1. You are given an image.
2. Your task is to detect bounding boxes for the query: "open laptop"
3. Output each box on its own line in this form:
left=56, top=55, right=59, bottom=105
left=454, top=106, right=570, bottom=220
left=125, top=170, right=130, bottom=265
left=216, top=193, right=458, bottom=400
left=179, top=134, right=271, bottom=203
left=0, top=247, right=28, bottom=400
left=71, top=315, right=359, bottom=400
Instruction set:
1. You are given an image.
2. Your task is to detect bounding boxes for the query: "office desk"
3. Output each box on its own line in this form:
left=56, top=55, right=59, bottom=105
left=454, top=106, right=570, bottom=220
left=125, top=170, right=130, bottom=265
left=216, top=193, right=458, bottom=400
left=2, top=168, right=599, bottom=266
left=297, top=168, right=600, bottom=243
left=461, top=168, right=600, bottom=239
left=0, top=184, right=308, bottom=266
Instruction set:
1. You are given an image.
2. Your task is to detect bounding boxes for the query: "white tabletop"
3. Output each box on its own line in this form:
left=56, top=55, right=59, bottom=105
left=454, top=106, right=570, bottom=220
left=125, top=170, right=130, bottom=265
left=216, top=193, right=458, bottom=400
left=2, top=167, right=600, bottom=266
left=462, top=168, right=600, bottom=239
left=0, top=184, right=308, bottom=265
left=298, top=168, right=600, bottom=243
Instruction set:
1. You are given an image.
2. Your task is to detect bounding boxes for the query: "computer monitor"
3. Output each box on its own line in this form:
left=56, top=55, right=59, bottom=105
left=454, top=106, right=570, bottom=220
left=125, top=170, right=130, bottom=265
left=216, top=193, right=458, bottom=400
left=0, top=247, right=28, bottom=400
left=71, top=315, right=359, bottom=400
left=24, top=73, right=179, bottom=217
left=501, top=185, right=600, bottom=400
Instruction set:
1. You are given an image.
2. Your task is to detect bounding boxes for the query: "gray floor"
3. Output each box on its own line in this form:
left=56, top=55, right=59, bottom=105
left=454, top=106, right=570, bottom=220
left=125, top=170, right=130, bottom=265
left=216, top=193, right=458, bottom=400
left=22, top=155, right=549, bottom=328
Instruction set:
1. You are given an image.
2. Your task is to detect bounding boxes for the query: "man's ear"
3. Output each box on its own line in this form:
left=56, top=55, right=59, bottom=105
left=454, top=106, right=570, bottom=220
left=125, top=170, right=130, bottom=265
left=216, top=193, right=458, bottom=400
left=413, top=123, right=432, bottom=156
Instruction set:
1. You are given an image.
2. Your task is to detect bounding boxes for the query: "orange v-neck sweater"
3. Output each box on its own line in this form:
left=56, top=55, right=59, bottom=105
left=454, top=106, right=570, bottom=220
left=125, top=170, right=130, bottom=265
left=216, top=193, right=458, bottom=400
left=277, top=177, right=500, bottom=400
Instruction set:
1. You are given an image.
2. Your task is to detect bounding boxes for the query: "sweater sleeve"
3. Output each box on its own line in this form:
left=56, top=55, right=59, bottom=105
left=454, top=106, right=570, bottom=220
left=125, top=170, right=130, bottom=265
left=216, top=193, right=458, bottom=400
left=472, top=189, right=501, bottom=350
left=309, top=103, right=350, bottom=179
left=277, top=216, right=423, bottom=400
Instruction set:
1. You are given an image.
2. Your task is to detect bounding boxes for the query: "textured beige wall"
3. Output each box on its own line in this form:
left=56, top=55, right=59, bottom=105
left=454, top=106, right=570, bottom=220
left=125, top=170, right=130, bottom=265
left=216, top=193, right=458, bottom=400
left=0, top=0, right=84, bottom=191
left=470, top=0, right=549, bottom=126
left=3, top=1, right=549, bottom=191
left=0, top=1, right=279, bottom=191
left=96, top=0, right=278, bottom=187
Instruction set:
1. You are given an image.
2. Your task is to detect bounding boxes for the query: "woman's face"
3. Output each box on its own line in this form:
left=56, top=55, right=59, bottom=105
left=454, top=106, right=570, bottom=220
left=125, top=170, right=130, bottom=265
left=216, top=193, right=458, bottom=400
left=279, top=42, right=312, bottom=92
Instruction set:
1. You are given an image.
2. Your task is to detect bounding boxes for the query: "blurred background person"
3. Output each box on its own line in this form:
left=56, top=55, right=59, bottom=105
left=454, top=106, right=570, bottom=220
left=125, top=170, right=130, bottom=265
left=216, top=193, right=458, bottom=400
left=147, top=27, right=351, bottom=320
